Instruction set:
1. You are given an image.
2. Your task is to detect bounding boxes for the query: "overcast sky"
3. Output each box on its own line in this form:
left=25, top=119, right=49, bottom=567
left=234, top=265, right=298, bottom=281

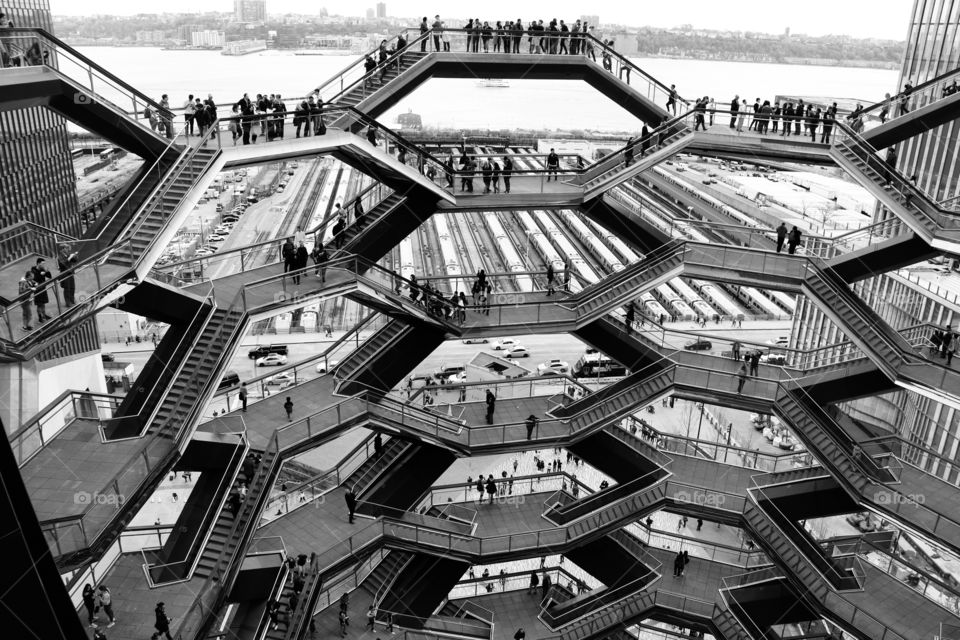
left=51, top=0, right=914, bottom=40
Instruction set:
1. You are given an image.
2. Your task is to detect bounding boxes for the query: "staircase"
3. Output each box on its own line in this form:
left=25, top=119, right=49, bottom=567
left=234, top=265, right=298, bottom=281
left=831, top=140, right=942, bottom=237
left=104, top=145, right=220, bottom=268
left=261, top=572, right=297, bottom=640
left=712, top=604, right=754, bottom=640
left=334, top=319, right=411, bottom=392
left=328, top=192, right=406, bottom=256
left=563, top=367, right=675, bottom=435
left=581, top=127, right=694, bottom=199
left=332, top=51, right=431, bottom=109
left=359, top=550, right=414, bottom=602
left=574, top=243, right=685, bottom=322
left=346, top=438, right=410, bottom=497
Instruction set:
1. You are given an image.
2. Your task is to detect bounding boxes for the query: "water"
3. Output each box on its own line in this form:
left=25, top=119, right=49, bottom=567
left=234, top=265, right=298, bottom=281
left=77, top=46, right=898, bottom=132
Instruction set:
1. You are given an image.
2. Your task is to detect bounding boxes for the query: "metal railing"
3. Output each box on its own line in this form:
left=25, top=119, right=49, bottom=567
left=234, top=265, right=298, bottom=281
left=11, top=390, right=121, bottom=467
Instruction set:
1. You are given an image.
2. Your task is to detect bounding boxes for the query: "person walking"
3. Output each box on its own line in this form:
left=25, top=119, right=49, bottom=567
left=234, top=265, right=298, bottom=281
left=485, top=389, right=496, bottom=424
left=151, top=602, right=172, bottom=640
left=432, top=15, right=443, bottom=51
left=239, top=383, right=248, bottom=412
left=283, top=396, right=294, bottom=421
left=17, top=270, right=34, bottom=331
left=311, top=244, right=328, bottom=282
left=345, top=486, right=357, bottom=523
left=729, top=95, right=739, bottom=128
left=787, top=226, right=802, bottom=254
left=282, top=238, right=296, bottom=278
left=485, top=475, right=497, bottom=504
left=546, top=263, right=555, bottom=296
left=737, top=363, right=748, bottom=394
left=541, top=571, right=552, bottom=601
left=97, top=586, right=115, bottom=627
left=666, top=84, right=678, bottom=115
left=525, top=414, right=539, bottom=440
left=625, top=302, right=635, bottom=334
left=527, top=571, right=539, bottom=594
left=294, top=242, right=308, bottom=285
left=366, top=605, right=376, bottom=630
left=775, top=222, right=788, bottom=253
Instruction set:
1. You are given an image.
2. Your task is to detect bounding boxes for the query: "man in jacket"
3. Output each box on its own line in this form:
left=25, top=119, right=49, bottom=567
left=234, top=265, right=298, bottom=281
left=282, top=238, right=296, bottom=277
left=546, top=149, right=560, bottom=182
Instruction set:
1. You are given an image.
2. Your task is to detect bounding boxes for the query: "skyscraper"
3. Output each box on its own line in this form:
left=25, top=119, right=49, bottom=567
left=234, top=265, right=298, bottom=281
left=376, top=2, right=387, bottom=18
left=234, top=0, right=267, bottom=23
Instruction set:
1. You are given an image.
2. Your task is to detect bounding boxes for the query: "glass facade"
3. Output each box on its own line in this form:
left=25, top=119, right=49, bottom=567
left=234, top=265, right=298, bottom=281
left=0, top=0, right=82, bottom=261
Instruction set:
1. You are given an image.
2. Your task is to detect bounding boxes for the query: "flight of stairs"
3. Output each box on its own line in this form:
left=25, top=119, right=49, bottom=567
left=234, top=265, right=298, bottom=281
left=334, top=319, right=410, bottom=390
left=348, top=438, right=410, bottom=497
left=359, top=550, right=414, bottom=604
left=329, top=192, right=406, bottom=256
left=105, top=146, right=220, bottom=268
left=333, top=51, right=430, bottom=108
left=563, top=367, right=675, bottom=435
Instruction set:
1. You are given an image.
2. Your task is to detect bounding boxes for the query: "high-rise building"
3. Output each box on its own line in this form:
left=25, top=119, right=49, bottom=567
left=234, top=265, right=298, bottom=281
left=0, top=1, right=80, bottom=242
left=376, top=2, right=387, bottom=18
left=234, top=0, right=267, bottom=23
left=895, top=0, right=960, bottom=202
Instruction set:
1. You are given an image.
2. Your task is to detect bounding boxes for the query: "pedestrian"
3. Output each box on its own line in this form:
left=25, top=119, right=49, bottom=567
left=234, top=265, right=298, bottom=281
left=432, top=15, right=443, bottom=50
left=366, top=605, right=376, bottom=630
left=515, top=629, right=526, bottom=640
left=697, top=518, right=703, bottom=531
left=737, top=363, right=747, bottom=394
left=732, top=341, right=741, bottom=362
left=82, top=584, right=97, bottom=624
left=475, top=476, right=485, bottom=502
left=736, top=100, right=747, bottom=132
left=527, top=571, right=539, bottom=594
left=282, top=238, right=296, bottom=277
left=501, top=156, right=513, bottom=193
left=673, top=551, right=684, bottom=577
left=17, top=270, right=34, bottom=331
left=625, top=302, right=635, bottom=334
left=97, top=586, right=115, bottom=627
left=729, top=95, right=739, bottom=128
left=546, top=263, right=555, bottom=295
left=294, top=242, right=308, bottom=285
left=525, top=414, right=538, bottom=440
left=546, top=148, right=560, bottom=182
left=311, top=244, right=328, bottom=282
left=339, top=609, right=349, bottom=637
left=666, top=84, right=678, bottom=115
left=283, top=396, right=293, bottom=421
left=239, top=382, right=248, bottom=412
left=340, top=591, right=349, bottom=614
left=31, top=258, right=52, bottom=322
left=152, top=602, right=172, bottom=640
left=57, top=242, right=78, bottom=306
left=787, top=226, right=802, bottom=254
left=485, top=475, right=497, bottom=503
left=345, top=486, right=357, bottom=523
left=775, top=222, right=787, bottom=253
left=541, top=571, right=552, bottom=601
left=485, top=389, right=496, bottom=424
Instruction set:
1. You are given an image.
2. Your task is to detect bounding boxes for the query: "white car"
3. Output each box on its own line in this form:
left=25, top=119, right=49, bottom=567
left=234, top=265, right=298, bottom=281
left=462, top=337, right=488, bottom=344
left=256, top=354, right=288, bottom=367
left=492, top=338, right=517, bottom=351
left=766, top=336, right=789, bottom=348
left=505, top=346, right=530, bottom=359
left=537, top=359, right=569, bottom=375
left=207, top=234, right=227, bottom=244
left=266, top=371, right=295, bottom=386
left=760, top=353, right=788, bottom=365
left=316, top=360, right=339, bottom=374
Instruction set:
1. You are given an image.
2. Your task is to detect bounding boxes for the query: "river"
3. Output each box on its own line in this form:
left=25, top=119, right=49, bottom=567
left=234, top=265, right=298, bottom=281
left=77, top=46, right=899, bottom=132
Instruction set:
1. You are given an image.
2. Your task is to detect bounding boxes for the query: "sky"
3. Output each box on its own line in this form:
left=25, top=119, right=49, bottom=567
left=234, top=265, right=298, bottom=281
left=51, top=0, right=915, bottom=41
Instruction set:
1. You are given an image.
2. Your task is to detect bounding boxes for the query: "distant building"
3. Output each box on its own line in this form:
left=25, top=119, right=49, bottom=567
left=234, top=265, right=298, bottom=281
left=135, top=30, right=168, bottom=43
left=191, top=30, right=225, bottom=47
left=784, top=26, right=791, bottom=40
left=235, top=0, right=266, bottom=23
left=177, top=24, right=201, bottom=42
left=376, top=2, right=387, bottom=18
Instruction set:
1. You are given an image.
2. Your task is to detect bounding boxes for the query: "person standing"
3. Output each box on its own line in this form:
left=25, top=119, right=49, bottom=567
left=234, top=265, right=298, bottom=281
left=239, top=383, right=248, bottom=412
left=525, top=414, right=538, bottom=440
left=283, top=396, right=293, bottom=421
left=729, top=95, right=739, bottom=128
left=282, top=237, right=296, bottom=278
left=899, top=81, right=913, bottom=115
left=366, top=605, right=376, bottom=630
left=485, top=389, right=496, bottom=424
left=311, top=244, right=328, bottom=282
left=708, top=97, right=716, bottom=125
left=97, top=586, right=115, bottom=627
left=502, top=156, right=513, bottom=193
left=153, top=602, right=173, bottom=640
left=732, top=341, right=741, bottom=362
left=485, top=475, right=497, bottom=503
left=527, top=571, right=539, bottom=594
left=374, top=432, right=383, bottom=459
left=736, top=363, right=747, bottom=394
left=736, top=100, right=747, bottom=132
left=546, top=263, right=555, bottom=295
left=419, top=17, right=429, bottom=51
left=345, top=486, right=357, bottom=523
left=820, top=106, right=835, bottom=143
left=625, top=301, right=635, bottom=334
left=546, top=148, right=560, bottom=182
left=82, top=584, right=97, bottom=625
left=787, top=226, right=802, bottom=254
left=183, top=94, right=196, bottom=136
left=794, top=100, right=805, bottom=135
left=18, top=270, right=34, bottom=331
left=31, top=258, right=52, bottom=322
left=431, top=15, right=443, bottom=51
left=293, top=243, right=308, bottom=285
left=775, top=222, right=788, bottom=253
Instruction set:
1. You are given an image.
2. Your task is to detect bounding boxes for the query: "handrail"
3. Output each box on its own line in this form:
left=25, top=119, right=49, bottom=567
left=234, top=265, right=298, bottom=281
left=142, top=434, right=247, bottom=585
left=858, top=65, right=960, bottom=119
left=11, top=390, right=121, bottom=467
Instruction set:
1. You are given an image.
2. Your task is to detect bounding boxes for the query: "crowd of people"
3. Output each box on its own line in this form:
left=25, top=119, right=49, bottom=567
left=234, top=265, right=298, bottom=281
left=416, top=15, right=602, bottom=57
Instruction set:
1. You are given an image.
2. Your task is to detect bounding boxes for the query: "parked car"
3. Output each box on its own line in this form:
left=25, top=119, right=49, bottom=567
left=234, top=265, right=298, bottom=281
left=683, top=338, right=712, bottom=351
left=315, top=360, right=340, bottom=374
left=436, top=363, right=466, bottom=382
left=767, top=336, right=790, bottom=348
left=266, top=371, right=296, bottom=387
left=462, top=337, right=488, bottom=344
left=505, top=346, right=530, bottom=358
left=761, top=353, right=788, bottom=365
left=256, top=354, right=288, bottom=367
left=492, top=338, right=518, bottom=351
left=248, top=344, right=289, bottom=359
